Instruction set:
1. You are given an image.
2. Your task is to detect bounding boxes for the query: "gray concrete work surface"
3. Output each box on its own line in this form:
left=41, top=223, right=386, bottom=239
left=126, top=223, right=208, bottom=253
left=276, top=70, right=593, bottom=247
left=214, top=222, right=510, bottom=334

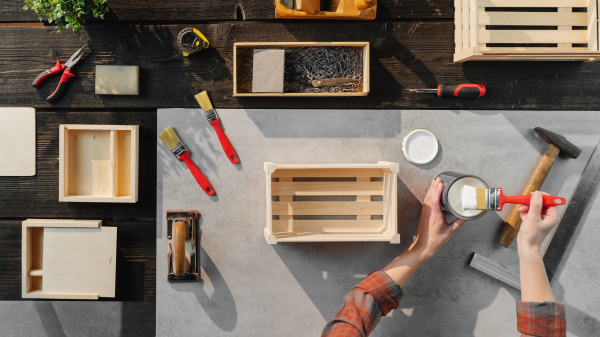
left=157, top=109, right=600, bottom=337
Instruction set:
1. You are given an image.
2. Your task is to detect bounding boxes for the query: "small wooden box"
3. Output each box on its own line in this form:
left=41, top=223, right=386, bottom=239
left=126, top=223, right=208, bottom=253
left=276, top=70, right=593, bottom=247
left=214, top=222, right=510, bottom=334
left=454, top=0, right=600, bottom=62
left=264, top=162, right=399, bottom=244
left=233, top=42, right=370, bottom=97
left=59, top=124, right=139, bottom=203
left=22, top=219, right=117, bottom=300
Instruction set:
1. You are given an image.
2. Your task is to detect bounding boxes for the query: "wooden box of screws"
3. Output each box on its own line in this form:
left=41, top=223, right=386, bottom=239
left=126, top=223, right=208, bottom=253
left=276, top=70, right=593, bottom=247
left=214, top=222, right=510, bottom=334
left=233, top=42, right=370, bottom=97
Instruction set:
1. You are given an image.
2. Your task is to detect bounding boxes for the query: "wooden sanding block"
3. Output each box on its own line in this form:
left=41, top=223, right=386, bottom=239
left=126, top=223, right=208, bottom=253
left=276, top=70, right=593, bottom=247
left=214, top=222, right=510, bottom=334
left=252, top=49, right=285, bottom=93
left=95, top=65, right=139, bottom=95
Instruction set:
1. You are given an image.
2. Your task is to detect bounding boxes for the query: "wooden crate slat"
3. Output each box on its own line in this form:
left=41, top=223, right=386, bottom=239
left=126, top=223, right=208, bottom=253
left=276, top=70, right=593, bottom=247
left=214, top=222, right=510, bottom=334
left=272, top=168, right=384, bottom=178
left=479, top=30, right=587, bottom=44
left=463, top=0, right=471, bottom=51
left=478, top=12, right=587, bottom=26
left=274, top=233, right=397, bottom=242
left=455, top=0, right=463, bottom=53
left=470, top=0, right=479, bottom=48
left=272, top=181, right=383, bottom=196
left=271, top=201, right=384, bottom=216
left=272, top=220, right=384, bottom=233
left=478, top=0, right=587, bottom=7
left=588, top=0, right=599, bottom=50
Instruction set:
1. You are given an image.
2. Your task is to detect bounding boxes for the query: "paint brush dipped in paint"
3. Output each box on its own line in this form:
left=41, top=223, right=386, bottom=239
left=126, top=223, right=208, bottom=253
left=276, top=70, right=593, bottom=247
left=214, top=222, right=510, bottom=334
left=158, top=126, right=216, bottom=196
left=461, top=185, right=566, bottom=211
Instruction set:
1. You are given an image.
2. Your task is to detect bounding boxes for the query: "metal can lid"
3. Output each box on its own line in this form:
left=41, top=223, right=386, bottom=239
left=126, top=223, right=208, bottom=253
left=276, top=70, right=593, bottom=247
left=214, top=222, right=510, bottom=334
left=402, top=129, right=439, bottom=165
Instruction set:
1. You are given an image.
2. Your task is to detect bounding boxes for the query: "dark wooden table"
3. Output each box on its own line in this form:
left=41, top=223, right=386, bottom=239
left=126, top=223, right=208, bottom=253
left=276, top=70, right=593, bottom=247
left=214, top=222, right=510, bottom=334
left=1, top=0, right=599, bottom=304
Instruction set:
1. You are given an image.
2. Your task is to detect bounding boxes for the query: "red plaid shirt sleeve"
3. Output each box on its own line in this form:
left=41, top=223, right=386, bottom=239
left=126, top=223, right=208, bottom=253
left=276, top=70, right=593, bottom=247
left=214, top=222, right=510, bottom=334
left=322, top=271, right=403, bottom=337
left=517, top=301, right=566, bottom=337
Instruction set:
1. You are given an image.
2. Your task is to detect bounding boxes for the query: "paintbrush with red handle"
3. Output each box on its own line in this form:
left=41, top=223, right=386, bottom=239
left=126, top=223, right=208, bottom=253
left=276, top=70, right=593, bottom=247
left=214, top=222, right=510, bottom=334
left=158, top=126, right=215, bottom=196
left=462, top=186, right=566, bottom=211
left=195, top=91, right=239, bottom=164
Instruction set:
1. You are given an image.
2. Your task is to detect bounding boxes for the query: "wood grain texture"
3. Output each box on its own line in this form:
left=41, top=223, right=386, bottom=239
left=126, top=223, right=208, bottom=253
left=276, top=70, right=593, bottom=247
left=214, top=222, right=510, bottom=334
left=1, top=219, right=155, bottom=301
left=0, top=111, right=155, bottom=218
left=0, top=0, right=453, bottom=22
left=2, top=22, right=600, bottom=110
left=42, top=226, right=117, bottom=298
left=0, top=108, right=36, bottom=176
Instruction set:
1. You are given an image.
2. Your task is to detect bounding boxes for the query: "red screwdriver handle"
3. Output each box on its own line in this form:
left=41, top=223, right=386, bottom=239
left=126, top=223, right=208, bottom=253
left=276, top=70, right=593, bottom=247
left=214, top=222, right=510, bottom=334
left=210, top=120, right=239, bottom=164
left=438, top=84, right=486, bottom=98
left=178, top=152, right=216, bottom=196
left=500, top=194, right=566, bottom=210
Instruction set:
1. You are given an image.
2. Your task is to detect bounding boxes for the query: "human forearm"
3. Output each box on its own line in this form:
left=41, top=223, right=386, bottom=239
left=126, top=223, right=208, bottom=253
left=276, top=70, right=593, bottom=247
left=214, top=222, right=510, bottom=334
left=519, top=248, right=555, bottom=302
left=382, top=243, right=430, bottom=287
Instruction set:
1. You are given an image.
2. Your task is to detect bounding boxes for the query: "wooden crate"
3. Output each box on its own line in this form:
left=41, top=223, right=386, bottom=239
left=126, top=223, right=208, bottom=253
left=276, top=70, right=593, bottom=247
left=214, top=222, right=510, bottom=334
left=233, top=42, right=370, bottom=97
left=22, top=219, right=117, bottom=299
left=454, top=0, right=600, bottom=61
left=264, top=162, right=399, bottom=244
left=59, top=124, right=139, bottom=203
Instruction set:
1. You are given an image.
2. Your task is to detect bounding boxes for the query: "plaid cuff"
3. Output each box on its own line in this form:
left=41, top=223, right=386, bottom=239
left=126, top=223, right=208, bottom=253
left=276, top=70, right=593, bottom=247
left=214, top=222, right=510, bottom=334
left=355, top=271, right=403, bottom=316
left=517, top=301, right=566, bottom=337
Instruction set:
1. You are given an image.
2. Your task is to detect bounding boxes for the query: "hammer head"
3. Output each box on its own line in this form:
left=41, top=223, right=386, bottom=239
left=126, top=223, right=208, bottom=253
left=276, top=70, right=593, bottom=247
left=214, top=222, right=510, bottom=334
left=535, top=127, right=582, bottom=159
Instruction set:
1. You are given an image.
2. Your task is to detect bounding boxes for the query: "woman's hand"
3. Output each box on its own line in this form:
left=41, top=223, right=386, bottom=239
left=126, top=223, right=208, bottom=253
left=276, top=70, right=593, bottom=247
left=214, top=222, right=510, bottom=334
left=412, top=177, right=466, bottom=259
left=517, top=191, right=560, bottom=255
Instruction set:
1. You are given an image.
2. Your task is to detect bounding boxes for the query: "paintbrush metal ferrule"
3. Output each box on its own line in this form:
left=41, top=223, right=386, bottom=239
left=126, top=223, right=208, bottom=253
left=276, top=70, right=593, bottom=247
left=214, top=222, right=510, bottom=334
left=485, top=188, right=501, bottom=210
left=170, top=142, right=188, bottom=159
left=204, top=108, right=219, bottom=123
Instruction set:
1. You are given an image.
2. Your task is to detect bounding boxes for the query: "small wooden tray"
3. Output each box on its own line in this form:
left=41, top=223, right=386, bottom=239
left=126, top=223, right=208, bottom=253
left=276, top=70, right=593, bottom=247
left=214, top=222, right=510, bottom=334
left=454, top=0, right=600, bottom=61
left=264, top=162, right=399, bottom=243
left=234, top=42, right=370, bottom=97
left=22, top=219, right=117, bottom=300
left=59, top=124, right=139, bottom=203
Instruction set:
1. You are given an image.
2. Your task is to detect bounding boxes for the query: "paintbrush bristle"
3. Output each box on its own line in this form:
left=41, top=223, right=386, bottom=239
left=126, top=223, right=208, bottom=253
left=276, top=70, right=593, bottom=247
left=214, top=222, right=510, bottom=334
left=195, top=91, right=213, bottom=111
left=158, top=126, right=182, bottom=149
left=462, top=185, right=488, bottom=210
left=475, top=187, right=486, bottom=210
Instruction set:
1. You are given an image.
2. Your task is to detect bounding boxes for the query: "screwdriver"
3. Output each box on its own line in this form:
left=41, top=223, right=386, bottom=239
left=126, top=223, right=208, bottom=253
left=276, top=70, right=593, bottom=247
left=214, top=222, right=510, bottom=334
left=409, top=84, right=486, bottom=98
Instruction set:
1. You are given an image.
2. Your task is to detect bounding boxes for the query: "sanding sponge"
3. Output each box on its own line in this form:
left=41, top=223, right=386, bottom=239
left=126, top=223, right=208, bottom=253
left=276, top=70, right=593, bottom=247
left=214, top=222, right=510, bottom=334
left=95, top=65, right=139, bottom=95
left=252, top=49, right=285, bottom=93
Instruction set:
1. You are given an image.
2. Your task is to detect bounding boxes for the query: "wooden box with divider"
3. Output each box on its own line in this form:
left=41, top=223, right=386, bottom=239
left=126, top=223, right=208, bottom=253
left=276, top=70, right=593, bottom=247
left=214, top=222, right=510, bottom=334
left=22, top=219, right=117, bottom=299
left=59, top=124, right=139, bottom=203
left=233, top=42, right=370, bottom=96
left=264, top=162, right=399, bottom=243
left=454, top=0, right=600, bottom=61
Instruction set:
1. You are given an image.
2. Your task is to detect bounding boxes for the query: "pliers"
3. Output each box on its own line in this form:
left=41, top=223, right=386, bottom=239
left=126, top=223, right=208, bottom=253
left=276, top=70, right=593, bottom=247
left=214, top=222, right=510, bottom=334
left=32, top=45, right=90, bottom=102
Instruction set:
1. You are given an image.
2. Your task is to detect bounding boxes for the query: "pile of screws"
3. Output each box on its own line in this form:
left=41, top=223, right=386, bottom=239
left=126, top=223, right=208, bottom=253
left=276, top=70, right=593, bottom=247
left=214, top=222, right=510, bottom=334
left=284, top=47, right=363, bottom=93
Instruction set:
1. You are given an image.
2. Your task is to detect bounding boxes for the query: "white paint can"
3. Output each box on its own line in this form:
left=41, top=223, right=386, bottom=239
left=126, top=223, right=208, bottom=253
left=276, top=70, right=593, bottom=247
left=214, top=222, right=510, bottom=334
left=437, top=171, right=488, bottom=220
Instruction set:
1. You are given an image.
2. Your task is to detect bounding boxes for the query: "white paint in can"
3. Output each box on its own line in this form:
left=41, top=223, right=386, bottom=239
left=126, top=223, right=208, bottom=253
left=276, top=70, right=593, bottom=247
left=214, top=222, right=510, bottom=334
left=448, top=177, right=486, bottom=219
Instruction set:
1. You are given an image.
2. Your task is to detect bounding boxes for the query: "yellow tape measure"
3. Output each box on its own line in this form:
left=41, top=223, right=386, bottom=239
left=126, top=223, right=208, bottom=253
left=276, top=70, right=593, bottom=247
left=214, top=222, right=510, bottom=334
left=177, top=28, right=210, bottom=57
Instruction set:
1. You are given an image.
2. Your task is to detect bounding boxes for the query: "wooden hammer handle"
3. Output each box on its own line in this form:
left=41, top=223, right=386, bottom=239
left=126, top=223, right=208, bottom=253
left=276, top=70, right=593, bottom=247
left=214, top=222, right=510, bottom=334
left=498, top=144, right=560, bottom=247
left=173, top=220, right=188, bottom=276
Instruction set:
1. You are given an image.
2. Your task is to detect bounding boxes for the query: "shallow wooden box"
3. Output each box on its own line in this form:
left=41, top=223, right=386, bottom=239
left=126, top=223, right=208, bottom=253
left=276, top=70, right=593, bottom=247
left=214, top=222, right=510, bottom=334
left=59, top=124, right=139, bottom=203
left=22, top=219, right=117, bottom=300
left=233, top=42, right=370, bottom=97
left=264, top=162, right=399, bottom=243
left=454, top=0, right=600, bottom=62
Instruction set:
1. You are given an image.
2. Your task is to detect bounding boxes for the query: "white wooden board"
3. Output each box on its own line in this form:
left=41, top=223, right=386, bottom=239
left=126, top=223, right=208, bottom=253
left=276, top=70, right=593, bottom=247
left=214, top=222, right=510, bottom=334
left=42, top=226, right=117, bottom=297
left=0, top=108, right=35, bottom=176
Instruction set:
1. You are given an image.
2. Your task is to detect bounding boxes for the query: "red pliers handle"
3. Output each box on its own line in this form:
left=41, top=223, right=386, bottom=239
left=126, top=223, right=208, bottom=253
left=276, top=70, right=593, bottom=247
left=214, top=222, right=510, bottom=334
left=31, top=45, right=89, bottom=102
left=32, top=59, right=65, bottom=87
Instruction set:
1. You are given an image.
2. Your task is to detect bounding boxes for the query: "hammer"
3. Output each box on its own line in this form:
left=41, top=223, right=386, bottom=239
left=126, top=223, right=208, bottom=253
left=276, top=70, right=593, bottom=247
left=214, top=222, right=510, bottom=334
left=498, top=127, right=581, bottom=247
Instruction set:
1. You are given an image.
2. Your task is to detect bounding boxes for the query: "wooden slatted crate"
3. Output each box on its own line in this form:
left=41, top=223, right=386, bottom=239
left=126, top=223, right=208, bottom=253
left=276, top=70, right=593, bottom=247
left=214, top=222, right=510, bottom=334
left=454, top=0, right=600, bottom=61
left=264, top=162, right=399, bottom=244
